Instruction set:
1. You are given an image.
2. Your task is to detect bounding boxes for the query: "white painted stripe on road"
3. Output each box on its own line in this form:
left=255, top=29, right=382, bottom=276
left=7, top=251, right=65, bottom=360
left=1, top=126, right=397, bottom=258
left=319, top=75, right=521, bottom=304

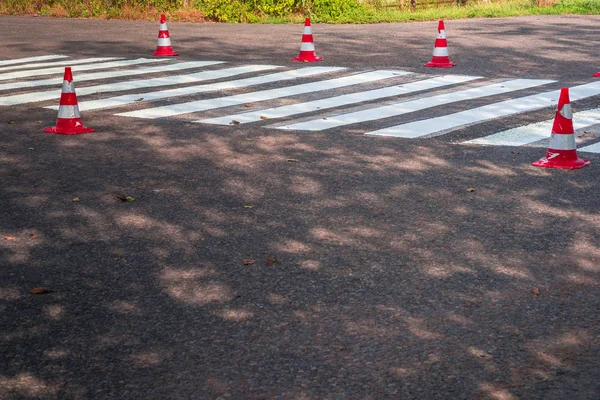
left=0, top=57, right=126, bottom=81
left=0, top=58, right=98, bottom=73
left=465, top=108, right=600, bottom=146
left=366, top=81, right=600, bottom=138
left=0, top=58, right=173, bottom=92
left=44, top=65, right=280, bottom=110
left=2, top=61, right=232, bottom=106
left=195, top=74, right=479, bottom=125
left=0, top=55, right=69, bottom=67
left=74, top=67, right=344, bottom=112
left=579, top=141, right=600, bottom=154
left=117, top=69, right=405, bottom=119
left=277, top=79, right=554, bottom=131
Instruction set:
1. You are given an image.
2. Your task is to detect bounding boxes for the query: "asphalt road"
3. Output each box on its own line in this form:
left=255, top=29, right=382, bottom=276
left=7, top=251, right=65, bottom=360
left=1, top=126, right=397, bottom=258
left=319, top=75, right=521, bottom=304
left=1, top=14, right=599, bottom=400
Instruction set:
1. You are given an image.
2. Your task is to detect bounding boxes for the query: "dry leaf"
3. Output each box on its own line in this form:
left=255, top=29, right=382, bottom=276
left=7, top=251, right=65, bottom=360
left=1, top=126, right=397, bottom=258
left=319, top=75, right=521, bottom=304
left=28, top=148, right=34, bottom=150
left=244, top=103, right=254, bottom=107
left=115, top=194, right=135, bottom=202
left=134, top=98, right=144, bottom=102
left=4, top=236, right=16, bottom=241
left=244, top=205, right=253, bottom=209
left=266, top=257, right=278, bottom=265
left=8, top=121, right=15, bottom=124
left=466, top=188, right=476, bottom=193
left=286, top=158, right=299, bottom=163
left=30, top=234, right=39, bottom=240
left=511, top=150, right=520, bottom=154
left=114, top=257, right=120, bottom=261
left=30, top=287, right=53, bottom=295
left=579, top=131, right=596, bottom=138
left=259, top=116, right=269, bottom=120
left=35, top=120, right=43, bottom=124
left=72, top=197, right=80, bottom=202
left=532, top=287, right=540, bottom=295
left=243, top=259, right=256, bottom=265
left=230, top=120, right=240, bottom=125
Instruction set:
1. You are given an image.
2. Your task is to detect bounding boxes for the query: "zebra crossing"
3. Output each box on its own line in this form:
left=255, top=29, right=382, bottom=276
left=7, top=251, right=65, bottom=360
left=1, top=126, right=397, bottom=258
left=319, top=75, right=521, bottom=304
left=1, top=55, right=599, bottom=153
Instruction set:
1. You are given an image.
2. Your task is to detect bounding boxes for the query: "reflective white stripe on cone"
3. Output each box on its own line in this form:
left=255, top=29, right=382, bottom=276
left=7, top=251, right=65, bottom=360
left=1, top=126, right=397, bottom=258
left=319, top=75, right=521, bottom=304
left=532, top=87, right=589, bottom=169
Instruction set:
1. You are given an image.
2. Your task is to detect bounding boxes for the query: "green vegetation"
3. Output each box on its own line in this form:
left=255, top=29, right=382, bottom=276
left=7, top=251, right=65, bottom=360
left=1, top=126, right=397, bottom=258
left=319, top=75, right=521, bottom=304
left=0, top=0, right=598, bottom=23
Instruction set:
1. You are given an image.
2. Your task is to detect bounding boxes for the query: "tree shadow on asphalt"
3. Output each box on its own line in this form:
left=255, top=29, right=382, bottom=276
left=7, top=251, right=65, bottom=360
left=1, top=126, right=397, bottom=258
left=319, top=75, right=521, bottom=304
left=1, top=104, right=599, bottom=399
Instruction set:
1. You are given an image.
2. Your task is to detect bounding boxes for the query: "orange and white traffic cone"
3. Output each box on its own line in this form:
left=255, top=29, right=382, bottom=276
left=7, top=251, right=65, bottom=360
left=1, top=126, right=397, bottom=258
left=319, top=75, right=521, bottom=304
left=292, top=18, right=323, bottom=62
left=425, top=20, right=456, bottom=68
left=594, top=71, right=600, bottom=77
left=153, top=14, right=178, bottom=57
left=44, top=67, right=95, bottom=135
left=532, top=87, right=590, bottom=170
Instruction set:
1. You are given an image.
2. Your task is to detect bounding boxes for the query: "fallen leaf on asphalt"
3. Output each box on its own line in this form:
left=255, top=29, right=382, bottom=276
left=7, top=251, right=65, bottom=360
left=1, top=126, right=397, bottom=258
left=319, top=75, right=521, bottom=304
left=244, top=103, right=254, bottom=107
left=532, top=287, right=540, bottom=295
left=511, top=150, right=520, bottom=154
left=259, top=116, right=269, bottom=120
left=8, top=121, right=15, bottom=124
left=115, top=194, right=135, bottom=202
left=286, top=158, right=299, bottom=163
left=30, top=234, right=39, bottom=240
left=244, top=205, right=253, bottom=209
left=243, top=259, right=256, bottom=265
left=114, top=257, right=120, bottom=261
left=466, top=188, right=476, bottom=193
left=4, top=236, right=16, bottom=241
left=266, top=257, right=278, bottom=265
left=579, top=131, right=596, bottom=138
left=134, top=98, right=144, bottom=102
left=230, top=120, right=240, bottom=125
left=35, top=120, right=43, bottom=124
left=28, top=148, right=34, bottom=150
left=72, top=197, right=80, bottom=202
left=30, top=287, right=53, bottom=295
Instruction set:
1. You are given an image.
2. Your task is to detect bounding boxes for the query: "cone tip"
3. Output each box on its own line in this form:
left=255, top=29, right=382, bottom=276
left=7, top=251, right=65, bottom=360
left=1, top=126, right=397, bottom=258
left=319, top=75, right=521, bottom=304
left=160, top=14, right=166, bottom=23
left=558, top=87, right=570, bottom=106
left=305, top=17, right=311, bottom=25
left=64, top=67, right=73, bottom=83
left=438, top=20, right=446, bottom=31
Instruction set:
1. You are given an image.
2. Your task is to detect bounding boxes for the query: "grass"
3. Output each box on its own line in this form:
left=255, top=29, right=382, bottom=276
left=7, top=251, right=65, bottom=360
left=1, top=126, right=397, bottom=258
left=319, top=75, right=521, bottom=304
left=0, top=0, right=598, bottom=23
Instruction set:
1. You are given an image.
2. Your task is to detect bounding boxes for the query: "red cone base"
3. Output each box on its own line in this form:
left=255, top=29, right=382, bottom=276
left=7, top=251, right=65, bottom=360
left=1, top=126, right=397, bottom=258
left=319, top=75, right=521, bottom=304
left=153, top=48, right=178, bottom=57
left=425, top=57, right=456, bottom=68
left=44, top=119, right=95, bottom=135
left=594, top=72, right=600, bottom=77
left=292, top=53, right=323, bottom=62
left=532, top=150, right=590, bottom=170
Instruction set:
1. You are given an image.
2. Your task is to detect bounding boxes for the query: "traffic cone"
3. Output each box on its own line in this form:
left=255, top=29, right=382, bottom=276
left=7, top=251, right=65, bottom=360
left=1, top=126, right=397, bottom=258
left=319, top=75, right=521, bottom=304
left=292, top=18, right=323, bottom=62
left=425, top=20, right=456, bottom=68
left=152, top=14, right=178, bottom=57
left=532, top=88, right=590, bottom=170
left=594, top=72, right=600, bottom=77
left=44, top=67, right=95, bottom=135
